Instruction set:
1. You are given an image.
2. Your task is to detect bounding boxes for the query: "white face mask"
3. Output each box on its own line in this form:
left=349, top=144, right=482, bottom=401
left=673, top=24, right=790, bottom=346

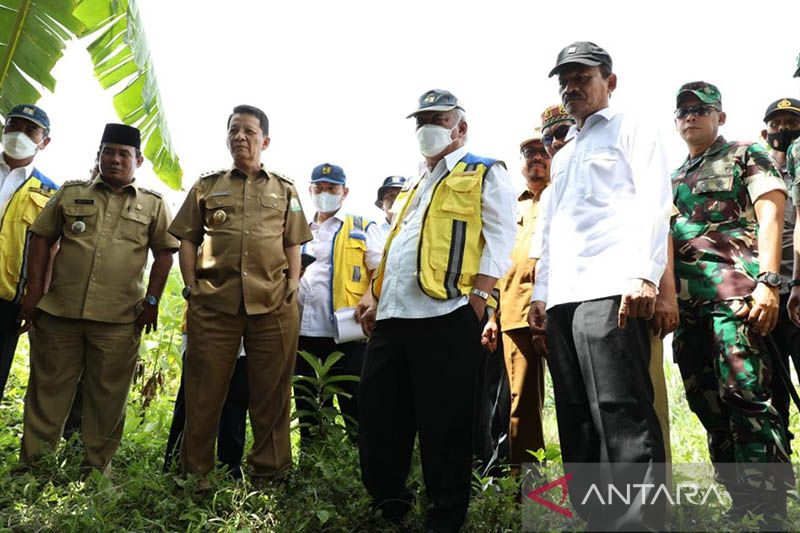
left=416, top=124, right=457, bottom=158
left=312, top=192, right=343, bottom=213
left=2, top=131, right=41, bottom=160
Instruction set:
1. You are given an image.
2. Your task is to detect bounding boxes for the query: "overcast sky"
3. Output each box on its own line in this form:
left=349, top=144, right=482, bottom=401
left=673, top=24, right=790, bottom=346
left=17, top=0, right=800, bottom=220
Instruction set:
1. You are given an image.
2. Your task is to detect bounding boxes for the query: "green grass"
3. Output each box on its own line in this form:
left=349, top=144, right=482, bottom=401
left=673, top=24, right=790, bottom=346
left=0, top=269, right=798, bottom=531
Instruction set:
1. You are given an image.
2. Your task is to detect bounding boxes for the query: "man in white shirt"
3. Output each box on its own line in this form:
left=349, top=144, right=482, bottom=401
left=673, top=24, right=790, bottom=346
left=295, top=163, right=382, bottom=447
left=0, top=104, right=56, bottom=401
left=373, top=175, right=405, bottom=244
left=358, top=89, right=516, bottom=532
left=530, top=42, right=671, bottom=531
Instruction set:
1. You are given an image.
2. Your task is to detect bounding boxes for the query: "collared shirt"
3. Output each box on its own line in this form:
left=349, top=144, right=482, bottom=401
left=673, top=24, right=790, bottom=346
left=377, top=145, right=517, bottom=320
left=298, top=212, right=382, bottom=337
left=789, top=137, right=800, bottom=207
left=777, top=161, right=795, bottom=292
left=376, top=218, right=392, bottom=249
left=671, top=136, right=786, bottom=304
left=497, top=187, right=545, bottom=331
left=0, top=152, right=34, bottom=219
left=533, top=107, right=672, bottom=309
left=30, top=175, right=179, bottom=323
left=169, top=167, right=312, bottom=316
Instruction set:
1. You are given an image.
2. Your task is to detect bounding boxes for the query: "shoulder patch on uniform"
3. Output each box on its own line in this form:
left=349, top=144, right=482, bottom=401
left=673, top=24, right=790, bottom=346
left=61, top=179, right=89, bottom=187
left=271, top=171, right=294, bottom=184
left=139, top=187, right=163, bottom=198
left=290, top=196, right=302, bottom=212
left=199, top=169, right=226, bottom=180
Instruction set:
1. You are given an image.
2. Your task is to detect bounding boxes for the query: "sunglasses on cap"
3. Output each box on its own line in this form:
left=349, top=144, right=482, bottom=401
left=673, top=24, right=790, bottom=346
left=674, top=104, right=718, bottom=120
left=542, top=125, right=570, bottom=146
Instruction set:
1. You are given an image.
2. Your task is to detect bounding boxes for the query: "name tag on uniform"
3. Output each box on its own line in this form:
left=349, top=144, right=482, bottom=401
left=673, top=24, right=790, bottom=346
left=75, top=199, right=94, bottom=204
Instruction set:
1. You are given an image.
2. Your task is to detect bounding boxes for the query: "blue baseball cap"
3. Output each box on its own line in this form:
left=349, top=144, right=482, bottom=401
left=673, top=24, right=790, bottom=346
left=6, top=104, right=50, bottom=131
left=407, top=89, right=464, bottom=119
left=375, top=176, right=406, bottom=207
left=311, top=163, right=346, bottom=185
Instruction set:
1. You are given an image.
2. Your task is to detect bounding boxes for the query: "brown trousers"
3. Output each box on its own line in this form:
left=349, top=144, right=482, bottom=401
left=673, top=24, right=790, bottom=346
left=501, top=327, right=545, bottom=467
left=182, top=297, right=298, bottom=478
left=21, top=312, right=140, bottom=470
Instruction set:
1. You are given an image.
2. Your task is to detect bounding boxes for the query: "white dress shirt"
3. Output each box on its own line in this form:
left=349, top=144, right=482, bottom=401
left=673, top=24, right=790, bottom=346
left=299, top=212, right=383, bottom=337
left=532, top=107, right=671, bottom=309
left=0, top=152, right=34, bottom=219
left=377, top=146, right=517, bottom=320
left=376, top=219, right=392, bottom=251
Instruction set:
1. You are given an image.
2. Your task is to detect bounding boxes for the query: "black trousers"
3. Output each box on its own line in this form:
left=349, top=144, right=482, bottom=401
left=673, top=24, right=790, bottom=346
left=358, top=305, right=483, bottom=533
left=163, top=352, right=249, bottom=479
left=295, top=336, right=365, bottom=446
left=0, top=298, right=21, bottom=401
left=546, top=297, right=665, bottom=532
left=771, top=293, right=800, bottom=455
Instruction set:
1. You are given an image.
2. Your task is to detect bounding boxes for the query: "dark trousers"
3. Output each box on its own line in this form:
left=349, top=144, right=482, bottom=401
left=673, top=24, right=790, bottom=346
left=771, top=293, right=800, bottom=455
left=359, top=305, right=483, bottom=533
left=473, top=330, right=510, bottom=475
left=0, top=298, right=21, bottom=401
left=546, top=297, right=665, bottom=532
left=295, top=336, right=365, bottom=446
left=164, top=352, right=249, bottom=479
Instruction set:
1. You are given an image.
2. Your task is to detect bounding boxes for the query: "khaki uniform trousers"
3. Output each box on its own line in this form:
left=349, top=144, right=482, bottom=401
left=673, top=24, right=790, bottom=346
left=182, top=296, right=299, bottom=478
left=21, top=312, right=140, bottom=469
left=649, top=335, right=671, bottom=465
left=502, top=327, right=545, bottom=467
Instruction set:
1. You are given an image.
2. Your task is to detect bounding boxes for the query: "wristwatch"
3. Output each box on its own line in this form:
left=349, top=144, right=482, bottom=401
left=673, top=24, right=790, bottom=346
left=756, top=271, right=781, bottom=288
left=182, top=286, right=192, bottom=300
left=471, top=288, right=490, bottom=301
left=144, top=295, right=159, bottom=307
left=789, top=279, right=800, bottom=289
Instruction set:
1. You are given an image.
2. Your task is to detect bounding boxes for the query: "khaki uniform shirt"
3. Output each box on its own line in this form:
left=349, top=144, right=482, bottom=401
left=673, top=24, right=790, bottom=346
left=168, top=167, right=312, bottom=316
left=497, top=189, right=541, bottom=331
left=30, top=175, right=179, bottom=323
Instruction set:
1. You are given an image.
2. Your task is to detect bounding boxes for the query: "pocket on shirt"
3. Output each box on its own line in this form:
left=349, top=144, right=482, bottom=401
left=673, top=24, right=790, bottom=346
left=204, top=196, right=236, bottom=229
left=118, top=209, right=151, bottom=244
left=62, top=204, right=99, bottom=237
left=581, top=149, right=623, bottom=203
left=258, top=195, right=287, bottom=235
left=436, top=174, right=481, bottom=218
left=691, top=175, right=740, bottom=224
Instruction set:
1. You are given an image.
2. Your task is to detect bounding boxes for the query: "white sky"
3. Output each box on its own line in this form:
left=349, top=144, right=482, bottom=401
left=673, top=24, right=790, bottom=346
left=13, top=0, right=800, bottom=221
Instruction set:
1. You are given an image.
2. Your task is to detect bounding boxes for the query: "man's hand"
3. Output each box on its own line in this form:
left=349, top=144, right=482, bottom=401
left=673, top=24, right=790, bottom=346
left=481, top=319, right=498, bottom=352
left=355, top=291, right=373, bottom=325
left=360, top=303, right=377, bottom=337
left=737, top=283, right=779, bottom=336
left=529, top=300, right=548, bottom=358
left=618, top=279, right=657, bottom=329
left=468, top=294, right=487, bottom=322
left=17, top=287, right=44, bottom=334
left=136, top=304, right=159, bottom=334
left=651, top=290, right=679, bottom=339
left=788, top=286, right=800, bottom=327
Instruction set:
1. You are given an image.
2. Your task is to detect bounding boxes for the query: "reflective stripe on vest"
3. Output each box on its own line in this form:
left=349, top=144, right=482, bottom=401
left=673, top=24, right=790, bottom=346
left=330, top=214, right=374, bottom=313
left=0, top=171, right=58, bottom=303
left=372, top=153, right=499, bottom=301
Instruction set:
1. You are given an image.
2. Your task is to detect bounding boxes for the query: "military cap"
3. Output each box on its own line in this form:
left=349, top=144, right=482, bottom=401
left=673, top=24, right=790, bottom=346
left=794, top=53, right=800, bottom=78
left=101, top=123, right=141, bottom=149
left=407, top=89, right=464, bottom=118
left=763, top=98, right=800, bottom=123
left=6, top=104, right=50, bottom=131
left=541, top=104, right=574, bottom=130
left=311, top=163, right=346, bottom=185
left=548, top=41, right=613, bottom=78
left=676, top=82, right=722, bottom=109
left=375, top=176, right=406, bottom=208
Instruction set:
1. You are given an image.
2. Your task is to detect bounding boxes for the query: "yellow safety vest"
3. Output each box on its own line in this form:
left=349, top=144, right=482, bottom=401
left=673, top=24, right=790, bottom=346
left=372, top=153, right=501, bottom=301
left=311, top=214, right=374, bottom=314
left=0, top=169, right=57, bottom=303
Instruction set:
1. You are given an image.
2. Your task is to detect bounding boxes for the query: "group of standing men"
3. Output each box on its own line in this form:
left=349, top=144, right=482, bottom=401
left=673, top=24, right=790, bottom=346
left=1, top=40, right=800, bottom=533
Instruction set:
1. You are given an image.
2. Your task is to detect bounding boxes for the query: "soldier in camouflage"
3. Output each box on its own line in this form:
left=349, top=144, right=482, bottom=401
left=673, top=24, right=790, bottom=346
left=787, top=57, right=800, bottom=329
left=671, top=81, right=794, bottom=528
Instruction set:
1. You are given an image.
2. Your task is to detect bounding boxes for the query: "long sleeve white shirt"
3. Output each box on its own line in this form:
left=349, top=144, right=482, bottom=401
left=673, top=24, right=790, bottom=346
left=532, top=107, right=671, bottom=309
left=299, top=212, right=383, bottom=337
left=0, top=153, right=34, bottom=219
left=377, top=145, right=517, bottom=320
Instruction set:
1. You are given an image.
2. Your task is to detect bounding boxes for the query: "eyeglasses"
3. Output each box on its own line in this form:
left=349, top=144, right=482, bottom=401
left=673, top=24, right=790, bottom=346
left=542, top=125, right=571, bottom=146
left=674, top=104, right=717, bottom=119
left=521, top=146, right=547, bottom=159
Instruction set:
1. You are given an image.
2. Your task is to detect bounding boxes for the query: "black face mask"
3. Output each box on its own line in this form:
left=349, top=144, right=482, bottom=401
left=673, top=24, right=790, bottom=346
left=766, top=129, right=800, bottom=153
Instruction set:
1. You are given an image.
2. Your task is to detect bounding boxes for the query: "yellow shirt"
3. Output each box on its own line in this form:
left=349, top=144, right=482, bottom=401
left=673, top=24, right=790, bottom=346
left=30, top=175, right=179, bottom=323
left=497, top=189, right=542, bottom=331
left=168, top=167, right=312, bottom=316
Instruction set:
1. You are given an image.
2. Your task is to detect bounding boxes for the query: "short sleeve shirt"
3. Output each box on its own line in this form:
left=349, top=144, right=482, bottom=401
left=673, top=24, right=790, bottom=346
left=788, top=137, right=800, bottom=207
left=168, top=167, right=312, bottom=315
left=671, top=136, right=786, bottom=304
left=30, top=176, right=179, bottom=323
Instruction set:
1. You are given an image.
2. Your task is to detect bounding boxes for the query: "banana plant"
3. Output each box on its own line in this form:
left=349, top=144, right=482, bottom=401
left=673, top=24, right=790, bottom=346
left=0, top=0, right=182, bottom=189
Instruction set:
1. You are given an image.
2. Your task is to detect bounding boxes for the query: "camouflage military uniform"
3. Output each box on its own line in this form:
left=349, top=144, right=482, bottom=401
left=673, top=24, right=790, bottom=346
left=671, top=136, right=793, bottom=501
left=789, top=137, right=800, bottom=202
